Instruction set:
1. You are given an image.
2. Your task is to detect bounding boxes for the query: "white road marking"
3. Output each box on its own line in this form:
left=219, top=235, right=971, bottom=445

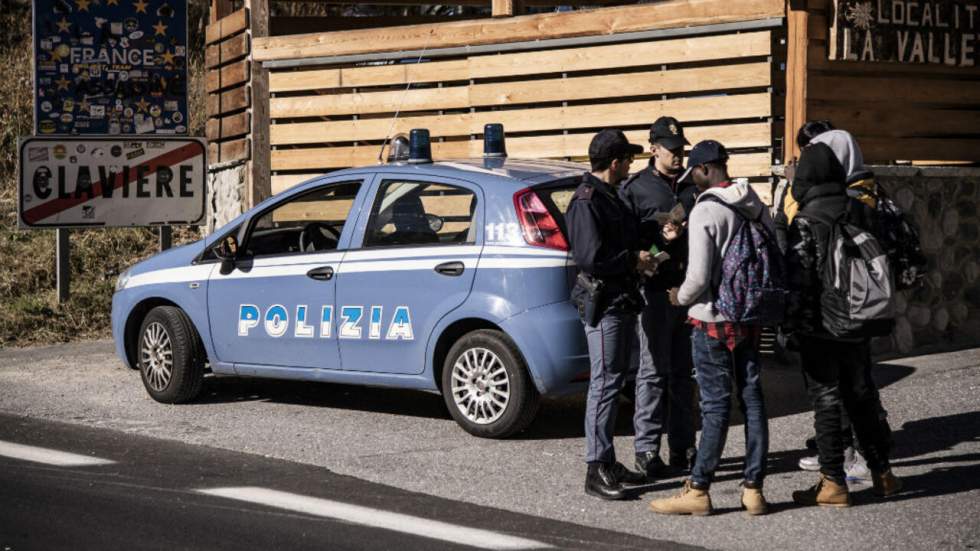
left=197, top=486, right=552, bottom=550
left=0, top=440, right=115, bottom=467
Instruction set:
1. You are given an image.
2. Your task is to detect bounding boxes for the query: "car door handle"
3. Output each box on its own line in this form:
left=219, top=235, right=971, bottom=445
left=434, top=261, right=465, bottom=277
left=307, top=266, right=334, bottom=281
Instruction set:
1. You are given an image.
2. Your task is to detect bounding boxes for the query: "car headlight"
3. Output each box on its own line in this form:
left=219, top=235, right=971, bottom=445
left=115, top=269, right=132, bottom=292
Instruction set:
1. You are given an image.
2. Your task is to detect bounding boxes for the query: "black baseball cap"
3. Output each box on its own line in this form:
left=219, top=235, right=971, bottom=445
left=588, top=129, right=643, bottom=163
left=678, top=140, right=729, bottom=183
left=649, top=116, right=689, bottom=150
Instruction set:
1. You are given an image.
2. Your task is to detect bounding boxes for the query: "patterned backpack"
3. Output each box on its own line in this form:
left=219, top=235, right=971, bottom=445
left=703, top=197, right=788, bottom=325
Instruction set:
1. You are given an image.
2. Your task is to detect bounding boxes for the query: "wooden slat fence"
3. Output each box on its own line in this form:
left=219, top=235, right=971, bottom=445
left=206, top=8, right=252, bottom=164
left=266, top=28, right=781, bottom=194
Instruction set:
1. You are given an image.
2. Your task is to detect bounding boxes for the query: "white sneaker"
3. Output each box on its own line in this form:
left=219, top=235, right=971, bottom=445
left=844, top=447, right=871, bottom=481
left=798, top=455, right=820, bottom=471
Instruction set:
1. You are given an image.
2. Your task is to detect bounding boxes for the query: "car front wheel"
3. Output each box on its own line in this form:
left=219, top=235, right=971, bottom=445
left=137, top=306, right=205, bottom=404
left=441, top=329, right=540, bottom=438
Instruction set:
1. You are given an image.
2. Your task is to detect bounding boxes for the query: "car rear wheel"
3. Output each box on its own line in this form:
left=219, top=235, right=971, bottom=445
left=137, top=306, right=205, bottom=404
left=441, top=329, right=540, bottom=438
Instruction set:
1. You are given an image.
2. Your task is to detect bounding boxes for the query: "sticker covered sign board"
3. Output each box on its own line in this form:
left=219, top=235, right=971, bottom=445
left=18, top=137, right=206, bottom=228
left=33, top=0, right=188, bottom=135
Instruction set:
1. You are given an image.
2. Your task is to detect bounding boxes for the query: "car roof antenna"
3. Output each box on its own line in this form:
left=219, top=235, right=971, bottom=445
left=377, top=30, right=434, bottom=164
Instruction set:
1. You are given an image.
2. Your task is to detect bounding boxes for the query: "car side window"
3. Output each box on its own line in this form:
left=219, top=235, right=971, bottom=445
left=363, top=180, right=477, bottom=248
left=245, top=181, right=361, bottom=258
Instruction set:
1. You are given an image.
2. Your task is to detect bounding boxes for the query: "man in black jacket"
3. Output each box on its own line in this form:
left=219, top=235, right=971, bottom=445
left=567, top=129, right=659, bottom=500
left=618, top=117, right=699, bottom=478
left=785, top=141, right=902, bottom=507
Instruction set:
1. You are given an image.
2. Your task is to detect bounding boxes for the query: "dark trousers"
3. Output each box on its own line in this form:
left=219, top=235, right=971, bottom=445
left=799, top=336, right=892, bottom=483
left=689, top=327, right=769, bottom=488
left=634, top=288, right=696, bottom=457
left=583, top=310, right=635, bottom=464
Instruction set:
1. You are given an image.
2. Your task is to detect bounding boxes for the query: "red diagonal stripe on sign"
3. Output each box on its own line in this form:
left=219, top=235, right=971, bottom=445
left=23, top=142, right=204, bottom=225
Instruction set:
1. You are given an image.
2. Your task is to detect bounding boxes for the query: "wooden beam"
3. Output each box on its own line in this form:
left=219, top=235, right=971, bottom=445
left=807, top=105, right=980, bottom=139
left=206, top=60, right=250, bottom=93
left=271, top=62, right=771, bottom=118
left=253, top=0, right=786, bottom=61
left=784, top=3, right=808, bottom=163
left=858, top=137, right=980, bottom=163
left=205, top=33, right=250, bottom=69
left=809, top=75, right=980, bottom=106
left=247, top=0, right=272, bottom=209
left=220, top=138, right=251, bottom=164
left=207, top=85, right=251, bottom=117
left=268, top=30, right=773, bottom=93
left=206, top=111, right=251, bottom=141
left=492, top=0, right=520, bottom=17
left=271, top=93, right=774, bottom=145
left=206, top=8, right=248, bottom=45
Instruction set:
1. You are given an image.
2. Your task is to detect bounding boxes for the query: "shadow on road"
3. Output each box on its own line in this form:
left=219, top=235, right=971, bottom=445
left=187, top=358, right=916, bottom=441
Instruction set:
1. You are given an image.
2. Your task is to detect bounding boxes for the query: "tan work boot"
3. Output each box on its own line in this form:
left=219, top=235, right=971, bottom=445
left=792, top=474, right=851, bottom=508
left=872, top=469, right=903, bottom=497
left=649, top=480, right=713, bottom=516
left=741, top=484, right=769, bottom=516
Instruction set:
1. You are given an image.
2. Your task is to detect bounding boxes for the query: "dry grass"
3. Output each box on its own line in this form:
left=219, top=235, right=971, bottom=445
left=0, top=2, right=206, bottom=348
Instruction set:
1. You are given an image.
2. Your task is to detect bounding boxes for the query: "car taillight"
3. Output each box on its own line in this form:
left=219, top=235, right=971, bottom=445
left=513, top=188, right=568, bottom=251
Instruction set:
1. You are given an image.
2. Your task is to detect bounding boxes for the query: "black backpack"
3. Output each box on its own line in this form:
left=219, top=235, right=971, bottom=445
left=800, top=207, right=896, bottom=339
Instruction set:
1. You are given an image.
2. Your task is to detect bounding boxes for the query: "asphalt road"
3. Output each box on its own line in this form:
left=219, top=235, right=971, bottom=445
left=0, top=341, right=978, bottom=550
left=0, top=414, right=681, bottom=551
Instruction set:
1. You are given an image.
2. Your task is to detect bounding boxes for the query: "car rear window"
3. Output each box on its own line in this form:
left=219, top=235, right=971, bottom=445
left=532, top=177, right=579, bottom=240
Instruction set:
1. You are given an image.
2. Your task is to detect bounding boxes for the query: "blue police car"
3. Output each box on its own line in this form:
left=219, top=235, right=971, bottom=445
left=112, top=127, right=590, bottom=438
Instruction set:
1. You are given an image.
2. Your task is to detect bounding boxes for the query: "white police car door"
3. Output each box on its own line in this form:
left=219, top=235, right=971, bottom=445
left=335, top=176, right=481, bottom=374
left=206, top=179, right=367, bottom=371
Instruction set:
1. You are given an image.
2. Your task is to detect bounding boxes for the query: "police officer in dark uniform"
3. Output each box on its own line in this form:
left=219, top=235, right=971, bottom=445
left=619, top=117, right=699, bottom=479
left=567, top=129, right=659, bottom=500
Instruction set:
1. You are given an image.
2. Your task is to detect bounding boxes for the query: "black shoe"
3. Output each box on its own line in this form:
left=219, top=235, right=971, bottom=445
left=585, top=463, right=627, bottom=500
left=635, top=451, right=668, bottom=480
left=612, top=461, right=647, bottom=486
left=668, top=447, right=697, bottom=474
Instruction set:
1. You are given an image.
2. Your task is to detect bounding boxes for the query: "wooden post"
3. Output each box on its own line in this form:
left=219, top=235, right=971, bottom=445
left=785, top=0, right=809, bottom=163
left=246, top=0, right=271, bottom=208
left=492, top=0, right=522, bottom=17
left=56, top=228, right=70, bottom=304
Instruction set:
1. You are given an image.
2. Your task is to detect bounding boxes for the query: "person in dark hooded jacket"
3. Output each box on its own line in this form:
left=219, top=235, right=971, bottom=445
left=785, top=142, right=902, bottom=508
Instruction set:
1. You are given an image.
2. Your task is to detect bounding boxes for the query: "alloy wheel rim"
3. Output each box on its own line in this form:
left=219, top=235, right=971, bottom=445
left=140, top=322, right=174, bottom=392
left=450, top=347, right=510, bottom=425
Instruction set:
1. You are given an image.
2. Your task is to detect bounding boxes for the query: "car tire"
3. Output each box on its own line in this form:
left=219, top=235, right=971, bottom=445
left=441, top=329, right=540, bottom=438
left=137, top=306, right=205, bottom=404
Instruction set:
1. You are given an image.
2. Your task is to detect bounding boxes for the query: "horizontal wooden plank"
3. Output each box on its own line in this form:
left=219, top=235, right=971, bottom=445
left=271, top=93, right=773, bottom=145
left=268, top=31, right=773, bottom=93
left=220, top=137, right=251, bottom=163
left=808, top=75, right=980, bottom=106
left=272, top=173, right=320, bottom=194
left=807, top=105, right=980, bottom=139
left=206, top=111, right=251, bottom=141
left=206, top=60, right=250, bottom=93
left=270, top=59, right=469, bottom=92
left=254, top=0, right=785, bottom=61
left=206, top=33, right=250, bottom=70
left=857, top=137, right=980, bottom=162
left=272, top=131, right=772, bottom=171
left=207, top=85, right=251, bottom=117
left=271, top=62, right=771, bottom=118
left=206, top=8, right=248, bottom=45
left=468, top=30, right=772, bottom=80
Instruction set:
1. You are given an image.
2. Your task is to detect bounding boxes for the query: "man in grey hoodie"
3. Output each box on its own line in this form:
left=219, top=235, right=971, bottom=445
left=648, top=140, right=771, bottom=517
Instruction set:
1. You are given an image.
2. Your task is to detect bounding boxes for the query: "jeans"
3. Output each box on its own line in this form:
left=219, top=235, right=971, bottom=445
left=799, top=336, right=892, bottom=483
left=634, top=288, right=696, bottom=458
left=584, top=309, right=636, bottom=464
left=690, top=327, right=769, bottom=488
